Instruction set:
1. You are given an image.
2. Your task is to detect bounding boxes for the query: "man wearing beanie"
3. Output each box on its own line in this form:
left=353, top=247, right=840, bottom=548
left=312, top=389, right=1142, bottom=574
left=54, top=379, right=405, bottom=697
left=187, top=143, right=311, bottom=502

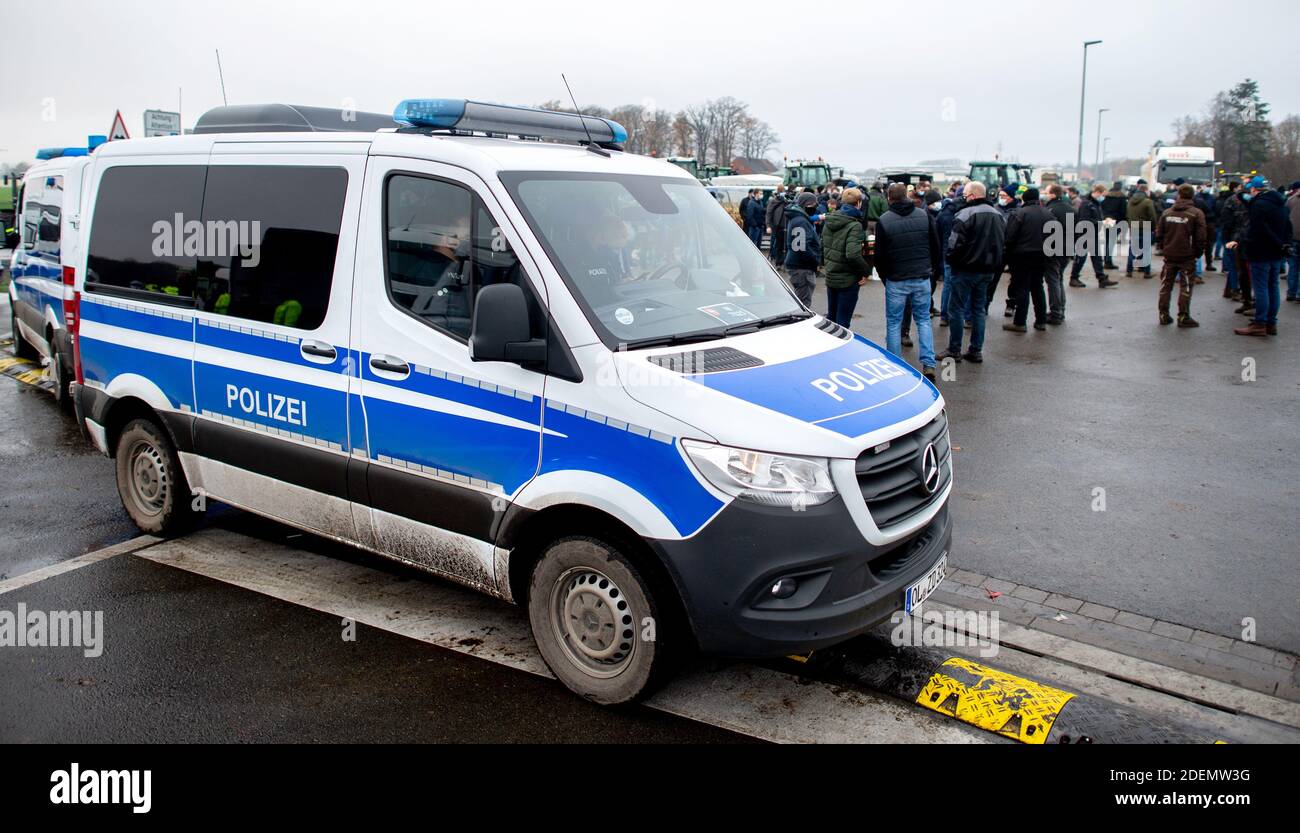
left=783, top=191, right=822, bottom=307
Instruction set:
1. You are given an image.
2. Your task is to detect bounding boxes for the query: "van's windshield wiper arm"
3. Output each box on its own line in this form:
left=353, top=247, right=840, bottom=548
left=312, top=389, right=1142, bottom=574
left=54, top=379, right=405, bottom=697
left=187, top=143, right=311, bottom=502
left=622, top=330, right=728, bottom=350
left=722, top=310, right=813, bottom=335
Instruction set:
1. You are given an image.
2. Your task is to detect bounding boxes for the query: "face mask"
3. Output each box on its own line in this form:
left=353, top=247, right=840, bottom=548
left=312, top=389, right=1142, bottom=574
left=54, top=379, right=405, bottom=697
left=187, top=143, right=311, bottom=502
left=998, top=197, right=1010, bottom=206
left=1243, top=193, right=1254, bottom=201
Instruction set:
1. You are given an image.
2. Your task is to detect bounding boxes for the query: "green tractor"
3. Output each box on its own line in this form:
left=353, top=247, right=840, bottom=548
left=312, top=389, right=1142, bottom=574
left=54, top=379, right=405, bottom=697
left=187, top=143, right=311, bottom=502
left=781, top=159, right=833, bottom=190
left=968, top=160, right=1033, bottom=193
left=1, top=171, right=20, bottom=249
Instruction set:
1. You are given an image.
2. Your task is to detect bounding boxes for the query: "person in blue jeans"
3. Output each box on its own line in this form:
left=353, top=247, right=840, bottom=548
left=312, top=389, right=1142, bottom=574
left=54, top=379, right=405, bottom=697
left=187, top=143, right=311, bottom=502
left=1231, top=176, right=1289, bottom=336
left=874, top=182, right=942, bottom=379
left=1287, top=181, right=1300, bottom=301
left=936, top=182, right=1007, bottom=364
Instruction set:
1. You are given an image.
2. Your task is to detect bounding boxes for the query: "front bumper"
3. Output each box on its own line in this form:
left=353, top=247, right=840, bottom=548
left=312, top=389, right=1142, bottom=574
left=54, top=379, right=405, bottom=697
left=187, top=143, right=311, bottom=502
left=649, top=495, right=952, bottom=658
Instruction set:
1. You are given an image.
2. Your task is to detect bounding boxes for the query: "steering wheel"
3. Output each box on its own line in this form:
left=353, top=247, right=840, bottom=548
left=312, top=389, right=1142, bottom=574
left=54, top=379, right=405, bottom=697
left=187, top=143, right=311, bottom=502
left=640, top=262, right=686, bottom=284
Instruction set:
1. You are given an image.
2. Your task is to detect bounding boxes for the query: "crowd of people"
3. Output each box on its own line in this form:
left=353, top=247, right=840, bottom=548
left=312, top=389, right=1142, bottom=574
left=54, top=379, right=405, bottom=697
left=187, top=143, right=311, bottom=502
left=754, top=172, right=1300, bottom=379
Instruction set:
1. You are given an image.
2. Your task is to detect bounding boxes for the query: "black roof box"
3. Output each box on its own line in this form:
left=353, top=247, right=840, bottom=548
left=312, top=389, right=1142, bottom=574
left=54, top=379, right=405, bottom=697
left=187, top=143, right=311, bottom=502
left=193, top=103, right=397, bottom=134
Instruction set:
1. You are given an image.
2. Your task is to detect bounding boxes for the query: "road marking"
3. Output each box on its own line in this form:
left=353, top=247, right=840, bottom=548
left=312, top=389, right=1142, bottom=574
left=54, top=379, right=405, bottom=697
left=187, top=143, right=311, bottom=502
left=133, top=528, right=993, bottom=744
left=915, top=656, right=1075, bottom=744
left=0, top=535, right=161, bottom=595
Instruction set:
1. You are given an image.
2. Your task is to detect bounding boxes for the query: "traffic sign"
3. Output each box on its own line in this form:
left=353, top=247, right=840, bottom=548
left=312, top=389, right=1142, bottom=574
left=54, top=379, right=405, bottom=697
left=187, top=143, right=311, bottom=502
left=108, top=110, right=130, bottom=141
left=143, top=109, right=182, bottom=137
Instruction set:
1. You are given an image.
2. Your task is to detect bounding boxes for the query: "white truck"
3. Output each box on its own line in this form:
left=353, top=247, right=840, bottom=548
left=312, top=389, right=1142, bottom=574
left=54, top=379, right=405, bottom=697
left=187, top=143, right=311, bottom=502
left=1141, top=146, right=1216, bottom=187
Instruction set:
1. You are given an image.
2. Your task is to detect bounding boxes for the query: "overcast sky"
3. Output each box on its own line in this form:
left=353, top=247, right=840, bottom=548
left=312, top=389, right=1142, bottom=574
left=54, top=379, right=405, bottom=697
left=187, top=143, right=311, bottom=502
left=3, top=0, right=1298, bottom=173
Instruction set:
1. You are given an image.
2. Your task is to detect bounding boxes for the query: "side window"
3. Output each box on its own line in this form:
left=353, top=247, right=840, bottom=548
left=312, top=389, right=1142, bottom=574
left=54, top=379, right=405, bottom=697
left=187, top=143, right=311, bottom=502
left=36, top=175, right=64, bottom=258
left=87, top=165, right=206, bottom=300
left=20, top=179, right=40, bottom=252
left=196, top=165, right=347, bottom=330
left=384, top=174, right=526, bottom=341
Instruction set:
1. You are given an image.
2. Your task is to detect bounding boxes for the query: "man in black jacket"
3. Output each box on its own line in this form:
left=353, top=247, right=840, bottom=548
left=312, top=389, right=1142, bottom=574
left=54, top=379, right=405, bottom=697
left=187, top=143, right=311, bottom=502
left=937, top=182, right=1005, bottom=363
left=875, top=183, right=941, bottom=379
left=783, top=192, right=822, bottom=307
left=1231, top=176, right=1289, bottom=336
left=1101, top=181, right=1128, bottom=269
left=765, top=186, right=789, bottom=266
left=1194, top=185, right=1218, bottom=271
left=1003, top=188, right=1053, bottom=332
left=1043, top=184, right=1074, bottom=323
left=1071, top=184, right=1116, bottom=287
left=1219, top=182, right=1253, bottom=311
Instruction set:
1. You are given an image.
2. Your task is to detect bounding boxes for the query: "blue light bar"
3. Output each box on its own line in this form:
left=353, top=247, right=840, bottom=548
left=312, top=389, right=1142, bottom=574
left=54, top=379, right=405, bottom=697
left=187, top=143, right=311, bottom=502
left=393, top=98, right=627, bottom=146
left=35, top=147, right=89, bottom=160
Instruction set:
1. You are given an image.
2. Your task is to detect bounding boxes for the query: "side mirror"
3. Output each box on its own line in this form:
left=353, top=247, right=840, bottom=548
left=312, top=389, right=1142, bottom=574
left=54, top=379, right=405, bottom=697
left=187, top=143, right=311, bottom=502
left=469, top=283, right=546, bottom=366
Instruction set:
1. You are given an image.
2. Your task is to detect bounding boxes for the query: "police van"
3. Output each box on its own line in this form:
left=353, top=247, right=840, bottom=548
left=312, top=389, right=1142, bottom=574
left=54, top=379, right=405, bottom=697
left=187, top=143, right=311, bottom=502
left=70, top=100, right=952, bottom=703
left=8, top=144, right=98, bottom=408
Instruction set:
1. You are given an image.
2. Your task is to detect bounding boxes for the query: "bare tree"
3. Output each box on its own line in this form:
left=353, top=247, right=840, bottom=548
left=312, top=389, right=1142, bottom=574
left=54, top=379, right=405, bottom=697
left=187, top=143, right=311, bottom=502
left=739, top=116, right=780, bottom=163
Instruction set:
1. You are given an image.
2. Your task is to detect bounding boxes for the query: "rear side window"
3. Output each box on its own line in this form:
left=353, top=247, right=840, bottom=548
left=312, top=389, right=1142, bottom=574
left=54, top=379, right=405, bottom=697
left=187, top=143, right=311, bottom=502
left=87, top=165, right=206, bottom=300
left=195, top=166, right=348, bottom=330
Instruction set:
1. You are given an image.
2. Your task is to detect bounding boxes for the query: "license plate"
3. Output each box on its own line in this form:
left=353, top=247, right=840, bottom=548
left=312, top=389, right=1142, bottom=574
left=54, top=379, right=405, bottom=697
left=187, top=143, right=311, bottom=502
left=905, top=552, right=947, bottom=613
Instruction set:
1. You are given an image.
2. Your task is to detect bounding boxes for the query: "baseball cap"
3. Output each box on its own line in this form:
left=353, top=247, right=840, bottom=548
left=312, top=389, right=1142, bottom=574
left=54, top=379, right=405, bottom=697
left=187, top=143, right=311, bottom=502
left=1245, top=175, right=1268, bottom=190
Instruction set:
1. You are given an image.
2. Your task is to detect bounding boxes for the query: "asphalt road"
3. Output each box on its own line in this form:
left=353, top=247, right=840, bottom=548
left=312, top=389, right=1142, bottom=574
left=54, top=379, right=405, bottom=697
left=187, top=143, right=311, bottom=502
left=818, top=260, right=1299, bottom=653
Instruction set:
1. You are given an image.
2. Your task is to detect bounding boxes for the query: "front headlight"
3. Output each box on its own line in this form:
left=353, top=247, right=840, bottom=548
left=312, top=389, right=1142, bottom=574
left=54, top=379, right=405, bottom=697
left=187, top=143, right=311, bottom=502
left=682, top=440, right=836, bottom=507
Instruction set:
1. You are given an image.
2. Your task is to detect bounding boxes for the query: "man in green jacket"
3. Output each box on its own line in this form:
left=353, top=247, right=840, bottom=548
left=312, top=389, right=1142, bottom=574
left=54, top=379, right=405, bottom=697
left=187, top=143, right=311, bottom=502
left=1126, top=179, right=1157, bottom=276
left=821, top=187, right=872, bottom=328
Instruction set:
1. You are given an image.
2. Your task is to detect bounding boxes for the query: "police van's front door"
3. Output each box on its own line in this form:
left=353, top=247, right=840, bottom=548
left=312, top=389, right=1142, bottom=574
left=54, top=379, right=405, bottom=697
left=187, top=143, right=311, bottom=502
left=189, top=145, right=369, bottom=541
left=353, top=160, right=547, bottom=592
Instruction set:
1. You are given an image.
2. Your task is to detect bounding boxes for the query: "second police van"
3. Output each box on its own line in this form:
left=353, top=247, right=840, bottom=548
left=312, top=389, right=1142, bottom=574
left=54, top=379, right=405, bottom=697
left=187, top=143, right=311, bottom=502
left=70, top=100, right=952, bottom=703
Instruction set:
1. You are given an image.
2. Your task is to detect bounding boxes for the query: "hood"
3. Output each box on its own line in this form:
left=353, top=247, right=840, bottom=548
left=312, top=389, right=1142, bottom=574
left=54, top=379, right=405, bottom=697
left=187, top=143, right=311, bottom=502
left=1253, top=189, right=1285, bottom=209
left=822, top=209, right=860, bottom=231
left=614, top=320, right=942, bottom=458
left=888, top=201, right=917, bottom=217
left=1129, top=192, right=1150, bottom=206
left=1172, top=198, right=1197, bottom=212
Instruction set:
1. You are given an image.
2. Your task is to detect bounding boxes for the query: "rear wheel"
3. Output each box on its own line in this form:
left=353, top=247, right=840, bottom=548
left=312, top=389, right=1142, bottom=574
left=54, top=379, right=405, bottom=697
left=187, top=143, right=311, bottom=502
left=114, top=418, right=201, bottom=536
left=49, top=333, right=72, bottom=411
left=9, top=307, right=36, bottom=359
left=527, top=536, right=674, bottom=704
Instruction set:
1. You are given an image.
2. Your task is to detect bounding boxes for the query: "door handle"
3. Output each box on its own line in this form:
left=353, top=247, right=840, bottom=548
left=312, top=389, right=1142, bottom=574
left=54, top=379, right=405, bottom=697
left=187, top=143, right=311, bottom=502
left=370, top=355, right=410, bottom=375
left=300, top=340, right=337, bottom=361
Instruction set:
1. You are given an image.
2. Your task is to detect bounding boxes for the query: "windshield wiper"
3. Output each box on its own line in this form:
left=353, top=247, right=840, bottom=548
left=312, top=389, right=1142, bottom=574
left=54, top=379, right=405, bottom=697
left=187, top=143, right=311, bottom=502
left=722, top=310, right=813, bottom=335
left=622, top=330, right=728, bottom=350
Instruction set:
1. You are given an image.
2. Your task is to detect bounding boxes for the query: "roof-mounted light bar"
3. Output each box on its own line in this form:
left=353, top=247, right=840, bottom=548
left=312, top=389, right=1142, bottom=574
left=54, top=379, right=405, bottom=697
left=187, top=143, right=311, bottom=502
left=393, top=99, right=627, bottom=148
left=36, top=147, right=90, bottom=160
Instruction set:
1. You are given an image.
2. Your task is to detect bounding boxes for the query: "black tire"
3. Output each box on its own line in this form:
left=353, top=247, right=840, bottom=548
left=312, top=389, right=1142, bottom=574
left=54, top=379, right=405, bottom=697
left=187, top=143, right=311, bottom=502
left=10, top=307, right=36, bottom=360
left=113, top=418, right=201, bottom=536
left=49, top=333, right=72, bottom=411
left=527, top=536, right=675, bottom=705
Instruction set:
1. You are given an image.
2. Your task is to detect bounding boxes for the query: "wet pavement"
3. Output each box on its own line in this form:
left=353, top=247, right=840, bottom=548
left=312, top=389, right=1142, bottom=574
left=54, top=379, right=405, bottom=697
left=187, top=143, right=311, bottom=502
left=819, top=261, right=1299, bottom=654
left=0, top=296, right=139, bottom=581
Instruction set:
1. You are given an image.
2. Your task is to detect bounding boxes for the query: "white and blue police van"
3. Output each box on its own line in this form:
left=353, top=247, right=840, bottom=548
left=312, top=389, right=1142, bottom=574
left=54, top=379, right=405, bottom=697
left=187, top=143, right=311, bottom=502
left=8, top=141, right=100, bottom=408
left=69, top=100, right=952, bottom=703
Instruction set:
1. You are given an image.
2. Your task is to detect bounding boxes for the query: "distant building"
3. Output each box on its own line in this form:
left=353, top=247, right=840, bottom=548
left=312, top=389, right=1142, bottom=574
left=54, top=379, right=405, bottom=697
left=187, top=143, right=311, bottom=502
left=729, top=157, right=778, bottom=176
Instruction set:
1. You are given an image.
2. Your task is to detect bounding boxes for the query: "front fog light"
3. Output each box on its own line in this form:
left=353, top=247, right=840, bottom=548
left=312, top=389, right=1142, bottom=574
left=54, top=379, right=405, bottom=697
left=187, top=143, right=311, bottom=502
left=682, top=440, right=836, bottom=507
left=770, top=578, right=799, bottom=599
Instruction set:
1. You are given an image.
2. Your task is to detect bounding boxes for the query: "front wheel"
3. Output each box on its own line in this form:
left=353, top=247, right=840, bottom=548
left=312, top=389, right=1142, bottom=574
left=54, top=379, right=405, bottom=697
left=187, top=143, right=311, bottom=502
left=114, top=418, right=201, bottom=536
left=527, top=536, right=674, bottom=704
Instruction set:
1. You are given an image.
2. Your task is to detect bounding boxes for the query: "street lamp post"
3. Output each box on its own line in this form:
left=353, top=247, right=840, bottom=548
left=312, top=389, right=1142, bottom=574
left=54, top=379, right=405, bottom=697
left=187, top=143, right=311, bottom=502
left=1102, top=137, right=1111, bottom=181
left=1076, top=39, right=1102, bottom=177
left=1095, top=107, right=1109, bottom=171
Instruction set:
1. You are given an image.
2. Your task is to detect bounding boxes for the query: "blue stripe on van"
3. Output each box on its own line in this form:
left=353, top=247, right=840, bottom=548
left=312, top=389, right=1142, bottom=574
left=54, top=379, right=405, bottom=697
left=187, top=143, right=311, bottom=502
left=78, top=337, right=195, bottom=411
left=362, top=395, right=541, bottom=493
left=539, top=408, right=722, bottom=538
left=196, top=322, right=346, bottom=374
left=80, top=300, right=193, bottom=342
left=193, top=361, right=349, bottom=450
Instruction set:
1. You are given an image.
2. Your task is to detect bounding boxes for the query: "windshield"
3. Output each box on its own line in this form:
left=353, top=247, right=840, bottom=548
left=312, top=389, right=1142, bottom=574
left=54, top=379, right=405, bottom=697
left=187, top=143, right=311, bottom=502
left=501, top=172, right=803, bottom=347
left=1158, top=161, right=1215, bottom=185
